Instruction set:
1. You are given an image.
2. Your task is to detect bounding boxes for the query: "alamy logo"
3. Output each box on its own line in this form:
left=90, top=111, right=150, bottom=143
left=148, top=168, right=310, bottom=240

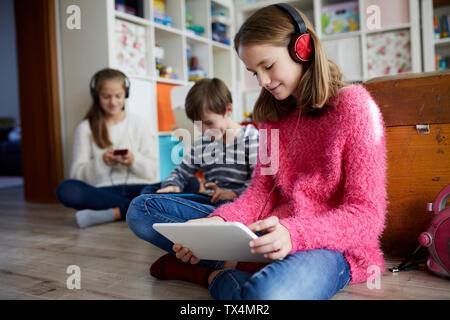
left=66, top=265, right=81, bottom=290
left=169, top=124, right=279, bottom=176
left=366, top=5, right=381, bottom=31
left=366, top=265, right=381, bottom=290
left=66, top=5, right=81, bottom=30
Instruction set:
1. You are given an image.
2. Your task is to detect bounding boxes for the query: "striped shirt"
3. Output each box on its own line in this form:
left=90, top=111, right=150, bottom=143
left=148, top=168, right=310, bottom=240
left=161, top=124, right=259, bottom=195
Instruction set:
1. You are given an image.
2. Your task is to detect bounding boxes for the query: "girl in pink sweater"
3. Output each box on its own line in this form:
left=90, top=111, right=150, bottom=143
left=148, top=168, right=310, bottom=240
left=127, top=3, right=387, bottom=300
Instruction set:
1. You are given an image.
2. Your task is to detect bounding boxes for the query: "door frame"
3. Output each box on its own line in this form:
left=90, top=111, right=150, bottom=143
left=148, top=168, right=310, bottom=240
left=14, top=0, right=63, bottom=202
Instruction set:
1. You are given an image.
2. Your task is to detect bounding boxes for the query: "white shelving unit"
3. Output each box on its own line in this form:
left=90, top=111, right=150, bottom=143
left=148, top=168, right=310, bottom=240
left=235, top=0, right=422, bottom=115
left=422, top=0, right=450, bottom=71
left=58, top=0, right=236, bottom=178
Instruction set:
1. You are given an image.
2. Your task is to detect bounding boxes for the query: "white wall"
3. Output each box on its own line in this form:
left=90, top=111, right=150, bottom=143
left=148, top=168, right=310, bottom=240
left=0, top=0, right=20, bottom=125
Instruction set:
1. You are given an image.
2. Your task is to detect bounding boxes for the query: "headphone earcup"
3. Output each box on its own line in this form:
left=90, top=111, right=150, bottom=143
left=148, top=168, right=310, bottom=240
left=289, top=33, right=313, bottom=63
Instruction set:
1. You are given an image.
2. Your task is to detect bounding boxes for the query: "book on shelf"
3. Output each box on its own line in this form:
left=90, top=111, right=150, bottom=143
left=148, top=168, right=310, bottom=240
left=434, top=14, right=450, bottom=40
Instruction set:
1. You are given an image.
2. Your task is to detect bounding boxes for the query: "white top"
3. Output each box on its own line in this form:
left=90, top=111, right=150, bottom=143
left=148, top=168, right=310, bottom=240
left=70, top=113, right=159, bottom=187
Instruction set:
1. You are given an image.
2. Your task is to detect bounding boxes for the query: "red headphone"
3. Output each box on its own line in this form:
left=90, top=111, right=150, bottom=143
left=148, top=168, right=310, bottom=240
left=274, top=3, right=313, bottom=63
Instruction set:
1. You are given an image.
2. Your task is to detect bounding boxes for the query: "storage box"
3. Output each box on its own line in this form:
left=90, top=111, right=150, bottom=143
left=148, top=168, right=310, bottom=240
left=159, top=135, right=184, bottom=180
left=114, top=19, right=147, bottom=77
left=366, top=30, right=412, bottom=78
left=321, top=1, right=359, bottom=35
left=364, top=71, right=450, bottom=257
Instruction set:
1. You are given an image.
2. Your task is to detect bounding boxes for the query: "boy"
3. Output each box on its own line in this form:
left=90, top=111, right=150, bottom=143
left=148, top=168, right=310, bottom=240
left=156, top=78, right=259, bottom=204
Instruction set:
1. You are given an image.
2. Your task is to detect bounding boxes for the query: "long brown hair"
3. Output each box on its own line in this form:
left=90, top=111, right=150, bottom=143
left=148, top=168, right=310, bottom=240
left=234, top=5, right=347, bottom=123
left=85, top=68, right=128, bottom=148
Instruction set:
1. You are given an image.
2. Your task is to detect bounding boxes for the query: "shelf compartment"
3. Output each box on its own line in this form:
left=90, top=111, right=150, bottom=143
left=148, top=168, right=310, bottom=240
left=322, top=35, right=363, bottom=81
left=321, top=0, right=360, bottom=36
left=155, top=28, right=185, bottom=81
left=185, top=0, right=209, bottom=40
left=212, top=45, right=233, bottom=89
left=186, top=38, right=211, bottom=82
left=211, top=1, right=232, bottom=46
left=152, top=0, right=183, bottom=29
left=363, top=0, right=410, bottom=30
left=115, top=0, right=146, bottom=19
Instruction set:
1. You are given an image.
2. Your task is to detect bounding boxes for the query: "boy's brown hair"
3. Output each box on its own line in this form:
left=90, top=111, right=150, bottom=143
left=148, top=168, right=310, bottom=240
left=185, top=78, right=233, bottom=121
left=234, top=5, right=347, bottom=123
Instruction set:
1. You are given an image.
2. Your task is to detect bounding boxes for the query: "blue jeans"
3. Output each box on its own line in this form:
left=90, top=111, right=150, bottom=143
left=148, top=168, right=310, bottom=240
left=56, top=179, right=148, bottom=219
left=139, top=178, right=200, bottom=195
left=55, top=177, right=200, bottom=219
left=126, top=194, right=351, bottom=300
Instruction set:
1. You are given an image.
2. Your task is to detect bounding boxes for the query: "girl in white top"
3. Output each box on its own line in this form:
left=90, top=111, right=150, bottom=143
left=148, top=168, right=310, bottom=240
left=56, top=68, right=159, bottom=228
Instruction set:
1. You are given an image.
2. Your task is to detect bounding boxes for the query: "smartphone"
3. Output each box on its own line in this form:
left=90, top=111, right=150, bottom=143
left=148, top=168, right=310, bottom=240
left=113, top=149, right=128, bottom=156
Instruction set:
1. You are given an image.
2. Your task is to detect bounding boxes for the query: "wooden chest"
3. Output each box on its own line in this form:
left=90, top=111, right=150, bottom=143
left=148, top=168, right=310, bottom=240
left=363, top=71, right=450, bottom=257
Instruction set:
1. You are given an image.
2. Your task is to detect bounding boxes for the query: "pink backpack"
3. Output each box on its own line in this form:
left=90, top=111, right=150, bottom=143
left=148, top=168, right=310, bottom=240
left=390, top=184, right=450, bottom=278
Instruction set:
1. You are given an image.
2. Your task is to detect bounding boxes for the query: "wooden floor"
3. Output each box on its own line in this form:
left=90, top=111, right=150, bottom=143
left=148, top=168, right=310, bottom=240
left=0, top=186, right=449, bottom=300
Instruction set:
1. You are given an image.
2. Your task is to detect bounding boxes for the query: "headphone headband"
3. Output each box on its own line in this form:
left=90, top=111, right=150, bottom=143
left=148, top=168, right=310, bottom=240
left=89, top=68, right=130, bottom=100
left=275, top=3, right=307, bottom=35
left=273, top=3, right=313, bottom=63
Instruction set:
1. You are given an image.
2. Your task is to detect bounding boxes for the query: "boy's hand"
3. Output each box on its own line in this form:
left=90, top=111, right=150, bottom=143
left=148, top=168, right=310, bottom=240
left=205, top=182, right=238, bottom=203
left=247, top=216, right=292, bottom=260
left=156, top=185, right=180, bottom=193
left=172, top=216, right=225, bottom=264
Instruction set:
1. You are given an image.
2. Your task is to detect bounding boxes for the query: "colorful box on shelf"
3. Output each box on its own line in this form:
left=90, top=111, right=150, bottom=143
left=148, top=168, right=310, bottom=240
left=154, top=12, right=172, bottom=26
left=321, top=1, right=359, bottom=35
left=153, top=0, right=171, bottom=26
left=212, top=21, right=230, bottom=45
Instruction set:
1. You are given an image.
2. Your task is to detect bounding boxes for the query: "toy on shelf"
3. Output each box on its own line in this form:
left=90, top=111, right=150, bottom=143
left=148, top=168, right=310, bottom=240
left=185, top=8, right=205, bottom=36
left=436, top=54, right=450, bottom=71
left=321, top=1, right=359, bottom=35
left=160, top=66, right=177, bottom=79
left=241, top=111, right=258, bottom=129
left=154, top=45, right=164, bottom=77
left=188, top=57, right=207, bottom=82
left=155, top=44, right=178, bottom=79
left=153, top=0, right=172, bottom=26
left=243, top=111, right=252, bottom=122
left=211, top=5, right=230, bottom=45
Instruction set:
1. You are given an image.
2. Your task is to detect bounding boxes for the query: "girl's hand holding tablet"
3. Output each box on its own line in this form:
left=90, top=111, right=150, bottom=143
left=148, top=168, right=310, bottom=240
left=172, top=216, right=225, bottom=264
left=247, top=216, right=292, bottom=260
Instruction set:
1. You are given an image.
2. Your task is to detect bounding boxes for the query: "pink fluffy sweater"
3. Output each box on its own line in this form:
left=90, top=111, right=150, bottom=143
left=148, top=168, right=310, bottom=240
left=210, top=85, right=387, bottom=284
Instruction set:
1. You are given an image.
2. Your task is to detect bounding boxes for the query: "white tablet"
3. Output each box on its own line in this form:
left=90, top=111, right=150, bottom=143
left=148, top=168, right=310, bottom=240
left=153, top=222, right=272, bottom=262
